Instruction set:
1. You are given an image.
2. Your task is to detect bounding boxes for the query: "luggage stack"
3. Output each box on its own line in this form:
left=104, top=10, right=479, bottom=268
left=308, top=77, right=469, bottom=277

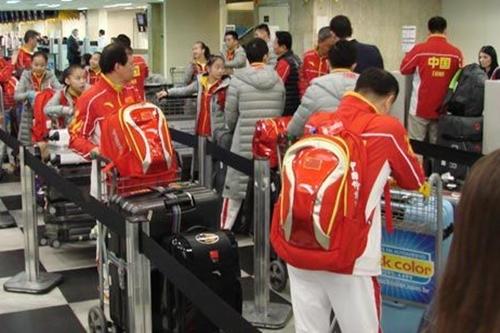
left=106, top=182, right=242, bottom=332
left=40, top=129, right=95, bottom=248
left=436, top=63, right=487, bottom=181
left=435, top=115, right=483, bottom=180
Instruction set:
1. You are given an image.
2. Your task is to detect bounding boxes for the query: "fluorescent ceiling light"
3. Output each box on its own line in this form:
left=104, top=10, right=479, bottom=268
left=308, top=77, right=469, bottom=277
left=47, top=4, right=61, bottom=7
left=36, top=3, right=49, bottom=6
left=61, top=0, right=73, bottom=2
left=6, top=0, right=20, bottom=4
left=77, top=7, right=88, bottom=10
left=103, top=2, right=133, bottom=8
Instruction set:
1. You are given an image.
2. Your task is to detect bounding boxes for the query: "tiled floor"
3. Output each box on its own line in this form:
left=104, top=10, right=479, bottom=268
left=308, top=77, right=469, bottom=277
left=0, top=175, right=295, bottom=333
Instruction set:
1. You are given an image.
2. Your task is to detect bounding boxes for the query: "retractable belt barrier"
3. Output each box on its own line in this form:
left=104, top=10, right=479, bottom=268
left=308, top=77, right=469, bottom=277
left=0, top=127, right=259, bottom=333
left=169, top=127, right=254, bottom=175
left=410, top=139, right=483, bottom=167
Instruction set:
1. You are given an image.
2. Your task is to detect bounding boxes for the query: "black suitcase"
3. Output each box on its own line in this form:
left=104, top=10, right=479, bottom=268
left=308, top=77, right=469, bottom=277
left=434, top=137, right=482, bottom=180
left=163, top=229, right=242, bottom=333
left=46, top=201, right=87, bottom=217
left=42, top=215, right=95, bottom=247
left=438, top=114, right=483, bottom=142
left=107, top=183, right=222, bottom=332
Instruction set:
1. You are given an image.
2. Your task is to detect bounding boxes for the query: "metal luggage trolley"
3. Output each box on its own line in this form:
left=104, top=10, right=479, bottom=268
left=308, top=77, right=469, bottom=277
left=87, top=160, right=167, bottom=333
left=380, top=174, right=451, bottom=333
left=169, top=66, right=186, bottom=87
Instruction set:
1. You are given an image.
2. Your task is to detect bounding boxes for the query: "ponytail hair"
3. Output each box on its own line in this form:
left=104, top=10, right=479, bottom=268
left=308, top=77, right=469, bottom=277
left=195, top=41, right=211, bottom=60
left=62, top=64, right=83, bottom=85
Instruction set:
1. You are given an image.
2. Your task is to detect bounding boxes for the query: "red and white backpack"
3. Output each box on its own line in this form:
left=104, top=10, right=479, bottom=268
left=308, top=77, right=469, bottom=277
left=271, top=114, right=391, bottom=273
left=100, top=102, right=178, bottom=185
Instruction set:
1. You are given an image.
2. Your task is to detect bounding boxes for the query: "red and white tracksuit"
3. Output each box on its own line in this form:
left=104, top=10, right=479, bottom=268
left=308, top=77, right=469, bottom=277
left=86, top=68, right=101, bottom=85
left=69, top=74, right=141, bottom=158
left=274, top=92, right=425, bottom=333
left=298, top=49, right=329, bottom=97
left=15, top=46, right=33, bottom=73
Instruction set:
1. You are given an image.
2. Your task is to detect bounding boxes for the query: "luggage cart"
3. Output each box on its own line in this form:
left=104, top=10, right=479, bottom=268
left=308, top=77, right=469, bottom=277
left=88, top=159, right=161, bottom=333
left=380, top=173, right=454, bottom=333
left=169, top=66, right=186, bottom=87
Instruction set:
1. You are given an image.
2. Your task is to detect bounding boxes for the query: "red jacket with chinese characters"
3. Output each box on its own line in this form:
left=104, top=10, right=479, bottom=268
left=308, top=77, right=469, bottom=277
left=400, top=34, right=463, bottom=119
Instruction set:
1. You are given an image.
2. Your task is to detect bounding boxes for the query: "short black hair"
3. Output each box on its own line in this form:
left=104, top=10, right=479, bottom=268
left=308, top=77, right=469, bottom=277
left=245, top=38, right=269, bottom=63
left=99, top=29, right=105, bottom=35
left=428, top=16, right=447, bottom=33
left=100, top=43, right=129, bottom=74
left=275, top=31, right=292, bottom=51
left=82, top=53, right=92, bottom=66
left=115, top=34, right=131, bottom=48
left=62, top=64, right=83, bottom=84
left=255, top=24, right=270, bottom=37
left=224, top=31, right=239, bottom=41
left=31, top=51, right=47, bottom=63
left=355, top=68, right=399, bottom=100
left=24, top=30, right=39, bottom=44
left=329, top=40, right=357, bottom=68
left=329, top=15, right=353, bottom=39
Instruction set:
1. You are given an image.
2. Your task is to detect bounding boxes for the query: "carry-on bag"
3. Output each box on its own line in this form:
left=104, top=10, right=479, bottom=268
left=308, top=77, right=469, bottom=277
left=107, top=183, right=222, bottom=332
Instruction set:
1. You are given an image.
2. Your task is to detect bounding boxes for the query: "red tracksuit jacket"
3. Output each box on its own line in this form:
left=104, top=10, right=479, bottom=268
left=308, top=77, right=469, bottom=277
left=400, top=34, right=463, bottom=120
left=69, top=75, right=141, bottom=158
left=298, top=49, right=329, bottom=96
left=15, top=47, right=33, bottom=73
left=131, top=55, right=149, bottom=100
left=271, top=92, right=425, bottom=275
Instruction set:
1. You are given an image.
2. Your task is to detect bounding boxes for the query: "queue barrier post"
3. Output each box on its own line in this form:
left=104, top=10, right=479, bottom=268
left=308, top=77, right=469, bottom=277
left=197, top=136, right=212, bottom=189
left=243, top=158, right=291, bottom=329
left=4, top=146, right=62, bottom=294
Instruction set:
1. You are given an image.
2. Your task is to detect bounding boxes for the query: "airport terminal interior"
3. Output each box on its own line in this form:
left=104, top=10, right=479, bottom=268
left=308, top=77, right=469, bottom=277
left=0, top=0, right=498, bottom=332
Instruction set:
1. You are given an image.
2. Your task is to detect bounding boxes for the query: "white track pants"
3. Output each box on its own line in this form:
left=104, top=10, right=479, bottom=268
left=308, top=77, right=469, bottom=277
left=287, top=265, right=381, bottom=333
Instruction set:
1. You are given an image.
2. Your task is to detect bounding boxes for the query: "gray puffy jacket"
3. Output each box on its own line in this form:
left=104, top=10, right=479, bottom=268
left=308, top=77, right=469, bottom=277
left=287, top=70, right=359, bottom=137
left=15, top=69, right=62, bottom=144
left=221, top=45, right=247, bottom=70
left=222, top=65, right=285, bottom=200
left=44, top=87, right=82, bottom=126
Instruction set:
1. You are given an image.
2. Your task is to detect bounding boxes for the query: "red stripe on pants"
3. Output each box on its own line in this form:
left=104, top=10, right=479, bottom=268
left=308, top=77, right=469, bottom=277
left=220, top=198, right=229, bottom=229
left=372, top=276, right=382, bottom=333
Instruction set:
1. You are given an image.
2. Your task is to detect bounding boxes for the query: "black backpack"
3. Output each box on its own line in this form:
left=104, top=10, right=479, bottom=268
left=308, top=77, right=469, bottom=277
left=442, top=63, right=488, bottom=117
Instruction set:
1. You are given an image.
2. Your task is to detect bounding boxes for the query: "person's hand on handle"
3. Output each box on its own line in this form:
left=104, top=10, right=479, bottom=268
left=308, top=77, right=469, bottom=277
left=90, top=147, right=100, bottom=160
left=156, top=90, right=168, bottom=100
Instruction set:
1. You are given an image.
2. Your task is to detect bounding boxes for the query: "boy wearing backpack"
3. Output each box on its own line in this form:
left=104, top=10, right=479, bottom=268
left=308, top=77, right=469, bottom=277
left=271, top=69, right=425, bottom=333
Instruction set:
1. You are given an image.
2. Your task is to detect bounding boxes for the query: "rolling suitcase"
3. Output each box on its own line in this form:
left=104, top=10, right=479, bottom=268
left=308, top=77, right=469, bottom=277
left=42, top=214, right=96, bottom=248
left=163, top=229, right=242, bottom=333
left=41, top=144, right=94, bottom=247
left=107, top=182, right=222, bottom=332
